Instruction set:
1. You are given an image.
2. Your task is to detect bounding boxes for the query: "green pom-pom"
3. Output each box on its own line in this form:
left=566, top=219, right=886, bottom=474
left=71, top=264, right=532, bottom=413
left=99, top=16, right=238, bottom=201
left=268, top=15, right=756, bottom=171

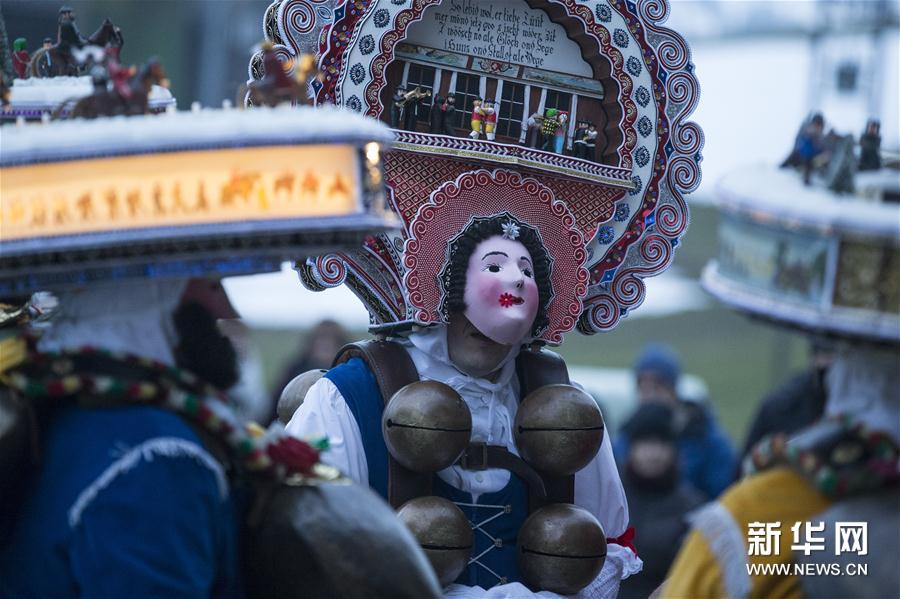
left=183, top=394, right=199, bottom=414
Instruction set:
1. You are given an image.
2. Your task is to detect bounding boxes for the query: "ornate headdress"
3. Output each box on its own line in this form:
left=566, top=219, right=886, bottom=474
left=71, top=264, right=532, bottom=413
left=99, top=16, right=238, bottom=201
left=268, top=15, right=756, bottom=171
left=253, top=0, right=702, bottom=345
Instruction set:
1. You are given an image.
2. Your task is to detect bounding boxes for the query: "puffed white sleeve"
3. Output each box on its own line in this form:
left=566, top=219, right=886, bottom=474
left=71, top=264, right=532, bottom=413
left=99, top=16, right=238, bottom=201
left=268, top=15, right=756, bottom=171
left=284, top=377, right=369, bottom=486
left=572, top=387, right=643, bottom=598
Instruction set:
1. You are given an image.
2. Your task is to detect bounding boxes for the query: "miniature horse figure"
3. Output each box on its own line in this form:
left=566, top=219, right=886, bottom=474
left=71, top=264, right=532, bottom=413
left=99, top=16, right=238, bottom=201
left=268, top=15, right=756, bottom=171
left=69, top=58, right=168, bottom=119
left=30, top=18, right=124, bottom=78
left=245, top=43, right=319, bottom=107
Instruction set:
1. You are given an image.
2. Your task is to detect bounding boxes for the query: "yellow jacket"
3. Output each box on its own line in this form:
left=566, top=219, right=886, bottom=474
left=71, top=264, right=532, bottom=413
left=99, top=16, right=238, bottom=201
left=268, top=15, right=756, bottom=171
left=663, top=468, right=831, bottom=599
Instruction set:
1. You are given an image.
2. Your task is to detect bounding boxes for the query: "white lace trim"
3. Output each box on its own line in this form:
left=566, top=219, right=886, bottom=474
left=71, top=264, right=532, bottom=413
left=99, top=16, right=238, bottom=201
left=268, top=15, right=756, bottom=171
left=68, top=437, right=227, bottom=528
left=689, top=502, right=751, bottom=599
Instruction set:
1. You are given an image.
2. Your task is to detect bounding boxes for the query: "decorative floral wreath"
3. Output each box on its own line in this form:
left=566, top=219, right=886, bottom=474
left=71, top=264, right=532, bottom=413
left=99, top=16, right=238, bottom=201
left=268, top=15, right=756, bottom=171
left=2, top=335, right=334, bottom=483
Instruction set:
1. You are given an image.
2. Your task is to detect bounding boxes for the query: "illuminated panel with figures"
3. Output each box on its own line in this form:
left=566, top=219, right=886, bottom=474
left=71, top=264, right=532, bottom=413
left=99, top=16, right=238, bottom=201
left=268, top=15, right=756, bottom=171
left=0, top=106, right=395, bottom=295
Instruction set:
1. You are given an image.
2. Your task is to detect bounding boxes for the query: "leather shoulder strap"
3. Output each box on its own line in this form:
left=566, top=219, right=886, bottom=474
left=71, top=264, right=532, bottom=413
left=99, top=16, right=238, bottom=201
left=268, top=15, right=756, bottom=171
left=515, top=347, right=575, bottom=505
left=333, top=340, right=431, bottom=508
left=333, top=340, right=419, bottom=406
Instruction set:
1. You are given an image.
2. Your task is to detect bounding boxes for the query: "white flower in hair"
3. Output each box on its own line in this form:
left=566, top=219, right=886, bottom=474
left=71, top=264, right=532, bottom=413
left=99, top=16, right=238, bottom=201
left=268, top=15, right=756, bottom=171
left=501, top=220, right=521, bottom=240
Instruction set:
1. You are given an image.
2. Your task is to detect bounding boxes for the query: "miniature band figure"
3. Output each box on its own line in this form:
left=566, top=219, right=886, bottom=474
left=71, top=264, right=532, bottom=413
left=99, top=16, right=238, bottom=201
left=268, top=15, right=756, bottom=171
left=858, top=119, right=882, bottom=172
left=402, top=87, right=430, bottom=131
left=12, top=39, right=30, bottom=79
left=524, top=111, right=543, bottom=148
left=430, top=95, right=444, bottom=134
left=441, top=96, right=457, bottom=136
left=470, top=97, right=484, bottom=139
left=482, top=99, right=497, bottom=141
left=390, top=86, right=430, bottom=131
left=391, top=86, right=407, bottom=128
left=540, top=108, right=568, bottom=154
left=781, top=113, right=826, bottom=185
left=573, top=119, right=598, bottom=161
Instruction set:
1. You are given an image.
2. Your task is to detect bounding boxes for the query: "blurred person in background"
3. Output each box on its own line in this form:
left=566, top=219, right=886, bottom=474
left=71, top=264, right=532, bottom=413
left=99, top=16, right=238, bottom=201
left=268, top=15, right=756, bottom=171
left=617, top=403, right=705, bottom=599
left=0, top=279, right=244, bottom=596
left=175, top=279, right=270, bottom=424
left=614, top=343, right=735, bottom=499
left=270, top=319, right=349, bottom=411
left=740, top=338, right=834, bottom=463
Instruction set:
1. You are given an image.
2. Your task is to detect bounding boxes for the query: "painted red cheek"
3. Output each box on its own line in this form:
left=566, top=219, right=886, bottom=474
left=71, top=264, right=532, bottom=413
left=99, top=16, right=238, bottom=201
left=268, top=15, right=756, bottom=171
left=474, top=275, right=504, bottom=301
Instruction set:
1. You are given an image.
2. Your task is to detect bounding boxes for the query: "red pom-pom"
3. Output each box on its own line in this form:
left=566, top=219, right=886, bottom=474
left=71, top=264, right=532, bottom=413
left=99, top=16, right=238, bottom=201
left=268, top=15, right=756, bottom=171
left=267, top=437, right=320, bottom=475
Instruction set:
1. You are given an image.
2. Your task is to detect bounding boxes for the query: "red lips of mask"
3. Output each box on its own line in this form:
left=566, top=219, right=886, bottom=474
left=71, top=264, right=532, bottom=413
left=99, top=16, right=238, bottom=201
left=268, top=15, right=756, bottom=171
left=498, top=293, right=525, bottom=308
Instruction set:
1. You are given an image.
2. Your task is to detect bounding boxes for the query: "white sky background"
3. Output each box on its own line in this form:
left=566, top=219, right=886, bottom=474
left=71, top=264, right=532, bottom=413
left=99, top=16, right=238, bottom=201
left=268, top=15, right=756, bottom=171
left=225, top=1, right=898, bottom=329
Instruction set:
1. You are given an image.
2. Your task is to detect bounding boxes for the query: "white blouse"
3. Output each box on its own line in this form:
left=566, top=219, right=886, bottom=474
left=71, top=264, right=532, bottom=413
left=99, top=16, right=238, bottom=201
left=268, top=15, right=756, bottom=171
left=286, top=327, right=641, bottom=598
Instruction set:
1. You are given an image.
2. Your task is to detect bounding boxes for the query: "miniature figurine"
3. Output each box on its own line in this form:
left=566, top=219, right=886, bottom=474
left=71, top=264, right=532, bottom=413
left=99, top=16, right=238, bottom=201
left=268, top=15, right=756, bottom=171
left=482, top=99, right=497, bottom=141
left=401, top=86, right=429, bottom=131
left=391, top=86, right=406, bottom=128
left=858, top=119, right=881, bottom=172
left=69, top=57, right=168, bottom=119
left=29, top=7, right=124, bottom=78
left=441, top=96, right=457, bottom=136
left=470, top=97, right=484, bottom=139
left=57, top=5, right=88, bottom=50
left=245, top=43, right=315, bottom=108
left=430, top=95, right=444, bottom=134
left=573, top=120, right=598, bottom=161
left=554, top=111, right=569, bottom=153
left=524, top=111, right=543, bottom=148
left=781, top=113, right=826, bottom=185
left=12, top=38, right=30, bottom=79
left=539, top=108, right=559, bottom=150
left=105, top=47, right=135, bottom=100
left=539, top=108, right=568, bottom=154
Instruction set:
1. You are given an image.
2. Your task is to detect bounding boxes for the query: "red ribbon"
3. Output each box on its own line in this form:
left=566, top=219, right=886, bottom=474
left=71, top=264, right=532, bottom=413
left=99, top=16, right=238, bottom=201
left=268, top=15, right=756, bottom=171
left=607, top=526, right=637, bottom=555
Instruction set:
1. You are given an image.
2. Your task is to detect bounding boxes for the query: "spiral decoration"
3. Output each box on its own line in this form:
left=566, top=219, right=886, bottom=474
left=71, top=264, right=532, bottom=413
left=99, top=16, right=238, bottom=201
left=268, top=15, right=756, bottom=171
left=577, top=295, right=621, bottom=334
left=313, top=253, right=349, bottom=287
left=637, top=0, right=669, bottom=24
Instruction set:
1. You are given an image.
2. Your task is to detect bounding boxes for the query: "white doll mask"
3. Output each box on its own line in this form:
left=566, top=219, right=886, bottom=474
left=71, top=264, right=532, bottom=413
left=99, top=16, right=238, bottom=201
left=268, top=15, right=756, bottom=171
left=462, top=234, right=540, bottom=345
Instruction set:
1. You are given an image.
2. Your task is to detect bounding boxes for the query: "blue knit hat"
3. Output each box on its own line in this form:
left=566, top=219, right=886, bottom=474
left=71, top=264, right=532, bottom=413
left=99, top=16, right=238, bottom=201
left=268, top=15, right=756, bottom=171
left=634, top=343, right=681, bottom=388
